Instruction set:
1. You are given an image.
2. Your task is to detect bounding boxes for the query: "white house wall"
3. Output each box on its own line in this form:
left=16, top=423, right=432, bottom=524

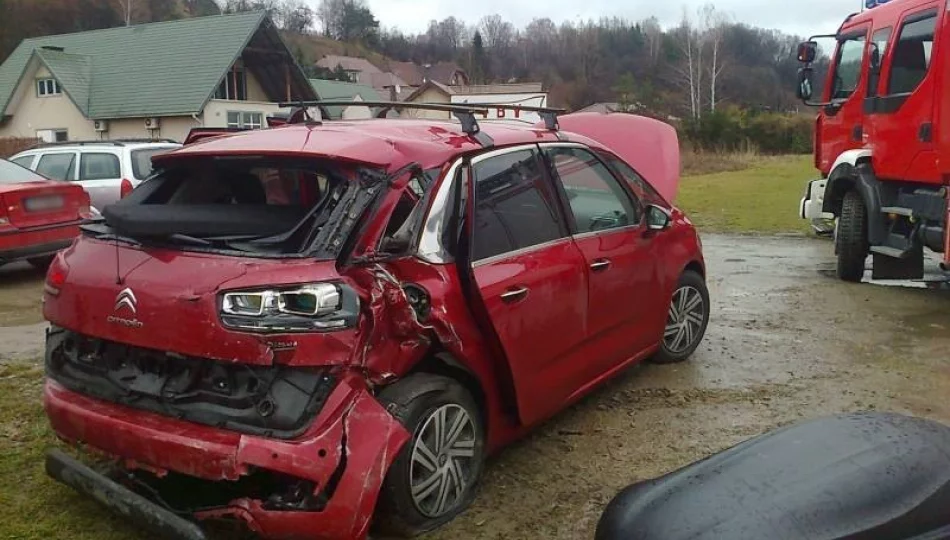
left=403, top=88, right=451, bottom=119
left=451, top=93, right=548, bottom=124
left=1, top=57, right=286, bottom=142
left=0, top=59, right=97, bottom=140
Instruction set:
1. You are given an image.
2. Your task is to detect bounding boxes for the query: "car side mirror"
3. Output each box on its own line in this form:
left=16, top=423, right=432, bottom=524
left=797, top=41, right=818, bottom=63
left=796, top=67, right=814, bottom=101
left=646, top=205, right=672, bottom=231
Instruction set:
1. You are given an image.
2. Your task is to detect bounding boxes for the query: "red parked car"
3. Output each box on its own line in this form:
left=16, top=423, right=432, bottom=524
left=0, top=158, right=92, bottom=270
left=41, top=106, right=708, bottom=540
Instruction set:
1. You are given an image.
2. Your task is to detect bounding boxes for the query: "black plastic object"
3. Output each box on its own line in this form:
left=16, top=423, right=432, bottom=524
left=46, top=449, right=207, bottom=540
left=596, top=412, right=950, bottom=540
left=103, top=204, right=306, bottom=238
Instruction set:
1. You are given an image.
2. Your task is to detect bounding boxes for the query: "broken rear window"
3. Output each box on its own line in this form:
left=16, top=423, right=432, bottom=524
left=95, top=156, right=385, bottom=258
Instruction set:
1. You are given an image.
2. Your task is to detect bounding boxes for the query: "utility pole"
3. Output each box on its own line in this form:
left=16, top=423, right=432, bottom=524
left=126, top=0, right=132, bottom=26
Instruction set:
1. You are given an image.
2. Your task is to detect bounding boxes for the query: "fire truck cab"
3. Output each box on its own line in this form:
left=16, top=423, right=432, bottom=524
left=797, top=0, right=950, bottom=281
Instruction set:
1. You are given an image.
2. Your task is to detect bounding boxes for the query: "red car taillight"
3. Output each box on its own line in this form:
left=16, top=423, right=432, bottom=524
left=120, top=178, right=133, bottom=198
left=78, top=192, right=94, bottom=219
left=45, top=254, right=70, bottom=297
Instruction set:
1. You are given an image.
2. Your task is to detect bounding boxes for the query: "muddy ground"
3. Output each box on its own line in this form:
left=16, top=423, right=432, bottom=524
left=1, top=234, right=949, bottom=539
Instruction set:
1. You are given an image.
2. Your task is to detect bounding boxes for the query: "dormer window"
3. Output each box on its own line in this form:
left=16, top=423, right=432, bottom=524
left=37, top=78, right=62, bottom=97
left=215, top=67, right=247, bottom=101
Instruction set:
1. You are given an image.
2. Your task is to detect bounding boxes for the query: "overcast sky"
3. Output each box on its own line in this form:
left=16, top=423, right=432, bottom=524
left=325, top=0, right=865, bottom=39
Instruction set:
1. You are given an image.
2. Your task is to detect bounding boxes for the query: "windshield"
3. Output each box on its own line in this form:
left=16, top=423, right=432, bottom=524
left=97, top=157, right=384, bottom=258
left=131, top=147, right=177, bottom=180
left=0, top=158, right=50, bottom=184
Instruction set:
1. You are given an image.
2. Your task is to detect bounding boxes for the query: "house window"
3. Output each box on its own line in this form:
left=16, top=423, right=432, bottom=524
left=227, top=111, right=264, bottom=129
left=215, top=67, right=247, bottom=101
left=37, top=79, right=62, bottom=97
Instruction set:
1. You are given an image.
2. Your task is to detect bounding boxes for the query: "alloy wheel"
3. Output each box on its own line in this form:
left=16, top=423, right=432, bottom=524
left=409, top=403, right=478, bottom=518
left=664, top=285, right=706, bottom=354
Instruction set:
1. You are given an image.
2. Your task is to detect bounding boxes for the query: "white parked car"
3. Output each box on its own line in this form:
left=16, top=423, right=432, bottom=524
left=9, top=139, right=180, bottom=210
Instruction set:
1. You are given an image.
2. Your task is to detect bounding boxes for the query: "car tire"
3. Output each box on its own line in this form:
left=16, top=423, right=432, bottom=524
left=836, top=190, right=868, bottom=283
left=651, top=270, right=710, bottom=364
left=27, top=256, right=54, bottom=270
left=374, top=373, right=485, bottom=537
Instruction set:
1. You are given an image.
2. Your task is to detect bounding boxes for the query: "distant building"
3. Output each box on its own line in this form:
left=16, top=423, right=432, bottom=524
left=0, top=11, right=317, bottom=142
left=314, top=55, right=382, bottom=84
left=388, top=61, right=469, bottom=87
left=402, top=82, right=548, bottom=122
left=309, top=79, right=383, bottom=120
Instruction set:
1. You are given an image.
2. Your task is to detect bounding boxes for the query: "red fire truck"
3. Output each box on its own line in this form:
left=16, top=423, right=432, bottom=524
left=796, top=0, right=950, bottom=281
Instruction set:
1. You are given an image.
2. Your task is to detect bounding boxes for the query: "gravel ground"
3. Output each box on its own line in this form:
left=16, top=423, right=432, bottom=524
left=1, top=235, right=949, bottom=539
left=428, top=234, right=950, bottom=540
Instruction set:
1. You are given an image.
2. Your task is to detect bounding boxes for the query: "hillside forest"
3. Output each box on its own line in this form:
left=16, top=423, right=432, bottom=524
left=0, top=0, right=824, bottom=152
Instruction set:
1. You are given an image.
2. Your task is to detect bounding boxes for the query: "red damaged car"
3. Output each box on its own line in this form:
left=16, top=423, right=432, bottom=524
left=42, top=104, right=709, bottom=540
left=0, top=158, right=92, bottom=270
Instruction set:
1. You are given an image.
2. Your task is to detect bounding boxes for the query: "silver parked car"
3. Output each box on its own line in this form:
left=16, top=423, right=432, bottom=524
left=9, top=139, right=181, bottom=210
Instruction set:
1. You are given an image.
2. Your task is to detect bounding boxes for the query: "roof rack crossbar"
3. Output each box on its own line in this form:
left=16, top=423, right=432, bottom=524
left=459, top=103, right=565, bottom=131
left=276, top=100, right=496, bottom=146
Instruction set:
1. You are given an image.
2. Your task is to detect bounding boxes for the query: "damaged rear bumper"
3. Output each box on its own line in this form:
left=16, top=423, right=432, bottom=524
left=43, top=376, right=410, bottom=540
left=46, top=449, right=207, bottom=540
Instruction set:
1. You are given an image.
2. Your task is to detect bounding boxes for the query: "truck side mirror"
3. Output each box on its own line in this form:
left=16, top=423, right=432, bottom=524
left=796, top=67, right=815, bottom=101
left=797, top=41, right=818, bottom=63
left=869, top=43, right=881, bottom=72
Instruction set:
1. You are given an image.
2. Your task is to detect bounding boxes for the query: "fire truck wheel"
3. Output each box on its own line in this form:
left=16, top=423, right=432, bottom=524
left=836, top=190, right=868, bottom=282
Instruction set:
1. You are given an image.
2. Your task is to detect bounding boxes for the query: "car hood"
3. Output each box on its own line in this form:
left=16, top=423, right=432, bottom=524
left=554, top=112, right=680, bottom=202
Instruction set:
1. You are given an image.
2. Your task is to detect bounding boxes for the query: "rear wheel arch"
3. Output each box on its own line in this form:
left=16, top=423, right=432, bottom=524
left=397, top=350, right=489, bottom=436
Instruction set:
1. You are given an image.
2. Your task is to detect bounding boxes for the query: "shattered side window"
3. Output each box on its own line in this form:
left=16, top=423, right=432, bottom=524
left=378, top=168, right=441, bottom=254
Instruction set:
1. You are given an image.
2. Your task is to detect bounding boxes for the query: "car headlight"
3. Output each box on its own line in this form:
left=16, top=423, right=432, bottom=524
left=220, top=283, right=359, bottom=333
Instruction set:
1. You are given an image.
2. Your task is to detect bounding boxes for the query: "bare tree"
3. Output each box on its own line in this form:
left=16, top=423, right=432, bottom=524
left=701, top=4, right=729, bottom=112
left=479, top=14, right=514, bottom=50
left=317, top=0, right=344, bottom=37
left=641, top=16, right=663, bottom=66
left=672, top=12, right=701, bottom=119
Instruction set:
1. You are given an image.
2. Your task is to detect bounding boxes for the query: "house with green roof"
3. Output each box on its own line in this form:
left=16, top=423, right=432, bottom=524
left=0, top=11, right=317, bottom=143
left=308, top=79, right=383, bottom=120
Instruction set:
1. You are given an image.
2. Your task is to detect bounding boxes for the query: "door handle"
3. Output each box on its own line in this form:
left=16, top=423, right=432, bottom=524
left=500, top=287, right=529, bottom=303
left=590, top=259, right=612, bottom=272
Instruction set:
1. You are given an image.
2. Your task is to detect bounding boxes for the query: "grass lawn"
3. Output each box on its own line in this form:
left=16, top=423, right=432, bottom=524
left=676, top=154, right=816, bottom=235
left=0, top=361, right=152, bottom=540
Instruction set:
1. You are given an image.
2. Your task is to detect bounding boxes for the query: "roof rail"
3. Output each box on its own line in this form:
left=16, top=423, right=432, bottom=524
left=35, top=138, right=179, bottom=148
left=277, top=100, right=496, bottom=146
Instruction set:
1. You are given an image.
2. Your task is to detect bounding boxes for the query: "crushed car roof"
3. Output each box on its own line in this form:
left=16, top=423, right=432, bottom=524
left=156, top=114, right=681, bottom=202
left=155, top=118, right=599, bottom=170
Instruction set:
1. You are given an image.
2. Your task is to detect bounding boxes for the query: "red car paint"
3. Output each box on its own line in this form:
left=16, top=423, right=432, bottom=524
left=0, top=158, right=90, bottom=265
left=43, top=114, right=705, bottom=538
